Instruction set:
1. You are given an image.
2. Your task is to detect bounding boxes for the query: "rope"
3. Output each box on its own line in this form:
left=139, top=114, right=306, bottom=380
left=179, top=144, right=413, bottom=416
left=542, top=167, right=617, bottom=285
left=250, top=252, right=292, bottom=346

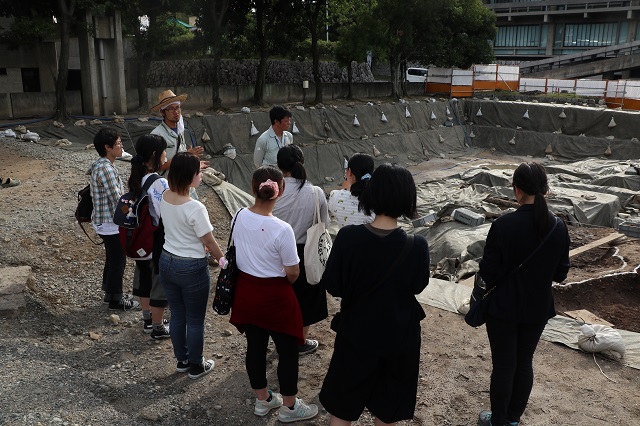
left=592, top=352, right=617, bottom=383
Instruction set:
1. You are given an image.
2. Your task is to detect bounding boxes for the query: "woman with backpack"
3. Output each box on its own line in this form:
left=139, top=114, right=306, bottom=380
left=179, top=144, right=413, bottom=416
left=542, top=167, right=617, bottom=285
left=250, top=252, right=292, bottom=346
left=89, top=127, right=139, bottom=311
left=159, top=152, right=224, bottom=380
left=127, top=134, right=171, bottom=339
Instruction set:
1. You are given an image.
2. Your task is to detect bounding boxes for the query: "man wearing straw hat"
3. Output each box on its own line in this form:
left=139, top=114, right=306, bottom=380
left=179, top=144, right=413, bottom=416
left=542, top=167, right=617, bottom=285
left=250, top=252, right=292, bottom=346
left=151, top=89, right=208, bottom=199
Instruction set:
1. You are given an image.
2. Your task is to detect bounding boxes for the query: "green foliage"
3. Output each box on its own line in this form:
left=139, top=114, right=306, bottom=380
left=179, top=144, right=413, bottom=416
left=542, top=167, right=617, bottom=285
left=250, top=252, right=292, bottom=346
left=0, top=16, right=56, bottom=49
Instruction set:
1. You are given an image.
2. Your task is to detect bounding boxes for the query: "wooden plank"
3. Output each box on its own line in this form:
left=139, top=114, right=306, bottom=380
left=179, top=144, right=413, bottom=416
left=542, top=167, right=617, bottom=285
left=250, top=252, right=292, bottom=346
left=564, top=309, right=614, bottom=327
left=569, top=232, right=625, bottom=258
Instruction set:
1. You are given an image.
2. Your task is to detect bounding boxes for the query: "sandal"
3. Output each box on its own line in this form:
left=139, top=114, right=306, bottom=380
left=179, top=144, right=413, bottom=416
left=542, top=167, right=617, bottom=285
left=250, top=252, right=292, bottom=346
left=2, top=178, right=21, bottom=188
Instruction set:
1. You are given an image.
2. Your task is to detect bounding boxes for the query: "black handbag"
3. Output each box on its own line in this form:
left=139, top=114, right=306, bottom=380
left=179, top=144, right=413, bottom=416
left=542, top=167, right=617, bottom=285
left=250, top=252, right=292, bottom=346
left=331, top=235, right=415, bottom=332
left=465, top=217, right=560, bottom=328
left=212, top=209, right=244, bottom=315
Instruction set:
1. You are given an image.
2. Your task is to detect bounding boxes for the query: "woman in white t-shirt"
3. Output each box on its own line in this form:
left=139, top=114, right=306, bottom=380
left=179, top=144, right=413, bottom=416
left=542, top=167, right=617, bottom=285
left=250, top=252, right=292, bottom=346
left=328, top=153, right=375, bottom=227
left=230, top=166, right=318, bottom=423
left=159, top=152, right=224, bottom=380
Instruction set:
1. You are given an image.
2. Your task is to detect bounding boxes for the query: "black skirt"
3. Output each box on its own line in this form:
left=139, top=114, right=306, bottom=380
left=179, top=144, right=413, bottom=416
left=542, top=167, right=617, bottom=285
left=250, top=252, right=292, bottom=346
left=294, top=244, right=328, bottom=326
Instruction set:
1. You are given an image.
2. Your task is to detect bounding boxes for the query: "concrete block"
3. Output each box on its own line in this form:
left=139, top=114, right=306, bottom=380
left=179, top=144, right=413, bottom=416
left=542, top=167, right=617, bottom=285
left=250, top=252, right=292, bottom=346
left=452, top=208, right=485, bottom=226
left=0, top=266, right=31, bottom=318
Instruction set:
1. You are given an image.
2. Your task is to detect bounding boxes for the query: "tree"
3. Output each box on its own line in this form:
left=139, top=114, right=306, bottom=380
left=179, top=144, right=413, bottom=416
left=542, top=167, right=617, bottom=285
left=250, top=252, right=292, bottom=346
left=332, top=0, right=381, bottom=98
left=293, top=0, right=328, bottom=104
left=119, top=0, right=193, bottom=110
left=193, top=0, right=251, bottom=109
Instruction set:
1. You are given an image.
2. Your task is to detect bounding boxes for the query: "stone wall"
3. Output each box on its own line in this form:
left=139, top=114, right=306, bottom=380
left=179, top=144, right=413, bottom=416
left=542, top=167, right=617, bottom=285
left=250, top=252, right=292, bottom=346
left=147, top=59, right=374, bottom=88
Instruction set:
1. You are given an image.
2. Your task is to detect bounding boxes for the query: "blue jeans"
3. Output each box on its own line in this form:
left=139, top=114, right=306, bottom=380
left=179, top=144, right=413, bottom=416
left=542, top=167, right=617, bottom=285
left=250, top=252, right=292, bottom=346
left=159, top=250, right=210, bottom=366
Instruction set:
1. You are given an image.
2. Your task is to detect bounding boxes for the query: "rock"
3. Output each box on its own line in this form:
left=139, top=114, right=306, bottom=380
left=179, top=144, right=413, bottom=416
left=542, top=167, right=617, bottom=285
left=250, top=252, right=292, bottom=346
left=0, top=266, right=31, bottom=318
left=89, top=332, right=102, bottom=340
left=109, top=314, right=120, bottom=324
left=223, top=329, right=233, bottom=336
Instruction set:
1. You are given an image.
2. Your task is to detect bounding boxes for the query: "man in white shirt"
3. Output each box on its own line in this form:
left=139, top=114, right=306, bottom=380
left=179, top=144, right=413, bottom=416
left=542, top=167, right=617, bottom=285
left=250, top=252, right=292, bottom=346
left=253, top=105, right=293, bottom=168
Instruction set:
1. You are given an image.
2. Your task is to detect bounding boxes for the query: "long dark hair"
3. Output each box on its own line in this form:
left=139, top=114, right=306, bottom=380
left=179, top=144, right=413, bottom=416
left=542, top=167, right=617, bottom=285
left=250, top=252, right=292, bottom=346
left=348, top=153, right=374, bottom=197
left=277, top=145, right=306, bottom=191
left=512, top=162, right=550, bottom=240
left=128, top=134, right=167, bottom=198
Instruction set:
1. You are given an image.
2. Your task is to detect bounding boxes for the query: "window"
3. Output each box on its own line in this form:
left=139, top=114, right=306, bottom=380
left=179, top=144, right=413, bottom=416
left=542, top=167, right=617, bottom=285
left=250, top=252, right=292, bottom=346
left=495, top=25, right=541, bottom=47
left=21, top=68, right=40, bottom=92
left=564, top=23, right=618, bottom=47
left=66, top=70, right=82, bottom=91
left=0, top=68, right=7, bottom=76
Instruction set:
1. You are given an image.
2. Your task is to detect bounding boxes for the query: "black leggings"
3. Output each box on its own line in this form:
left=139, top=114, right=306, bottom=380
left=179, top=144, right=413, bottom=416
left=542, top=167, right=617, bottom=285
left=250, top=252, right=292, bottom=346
left=99, top=233, right=126, bottom=300
left=244, top=324, right=298, bottom=397
left=486, top=316, right=546, bottom=425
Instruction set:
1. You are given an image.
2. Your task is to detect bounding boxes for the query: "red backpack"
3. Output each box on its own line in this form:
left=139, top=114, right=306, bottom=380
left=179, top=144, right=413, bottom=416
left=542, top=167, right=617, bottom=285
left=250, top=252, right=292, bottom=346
left=113, top=174, right=161, bottom=259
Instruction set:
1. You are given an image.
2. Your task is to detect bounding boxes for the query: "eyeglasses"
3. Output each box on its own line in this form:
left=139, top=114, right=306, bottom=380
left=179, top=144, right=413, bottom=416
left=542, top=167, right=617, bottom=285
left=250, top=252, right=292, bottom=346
left=164, top=106, right=181, bottom=113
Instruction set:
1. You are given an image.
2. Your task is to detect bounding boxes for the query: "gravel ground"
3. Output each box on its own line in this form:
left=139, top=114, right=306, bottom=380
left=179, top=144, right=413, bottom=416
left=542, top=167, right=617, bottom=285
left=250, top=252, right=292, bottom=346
left=1, top=135, right=639, bottom=426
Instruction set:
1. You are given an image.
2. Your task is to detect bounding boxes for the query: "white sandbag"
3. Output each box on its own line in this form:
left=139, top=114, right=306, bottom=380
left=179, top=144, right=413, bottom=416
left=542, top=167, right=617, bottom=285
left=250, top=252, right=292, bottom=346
left=1, top=129, right=16, bottom=138
left=578, top=324, right=625, bottom=358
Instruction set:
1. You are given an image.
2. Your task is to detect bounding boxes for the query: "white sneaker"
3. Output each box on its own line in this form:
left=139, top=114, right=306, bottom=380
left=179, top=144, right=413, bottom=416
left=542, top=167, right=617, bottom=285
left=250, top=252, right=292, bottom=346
left=277, top=398, right=319, bottom=423
left=254, top=390, right=283, bottom=416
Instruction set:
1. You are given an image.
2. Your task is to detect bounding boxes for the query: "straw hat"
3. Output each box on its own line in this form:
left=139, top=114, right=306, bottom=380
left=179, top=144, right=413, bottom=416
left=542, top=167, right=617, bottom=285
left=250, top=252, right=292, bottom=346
left=151, top=89, right=188, bottom=112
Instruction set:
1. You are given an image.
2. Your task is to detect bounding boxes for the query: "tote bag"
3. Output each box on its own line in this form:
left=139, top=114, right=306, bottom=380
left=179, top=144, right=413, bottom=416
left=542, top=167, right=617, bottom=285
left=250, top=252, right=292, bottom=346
left=304, top=188, right=332, bottom=284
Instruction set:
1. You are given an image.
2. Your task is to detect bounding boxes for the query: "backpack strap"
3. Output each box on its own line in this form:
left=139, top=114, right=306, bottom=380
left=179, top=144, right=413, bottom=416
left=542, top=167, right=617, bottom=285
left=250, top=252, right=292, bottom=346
left=141, top=174, right=161, bottom=195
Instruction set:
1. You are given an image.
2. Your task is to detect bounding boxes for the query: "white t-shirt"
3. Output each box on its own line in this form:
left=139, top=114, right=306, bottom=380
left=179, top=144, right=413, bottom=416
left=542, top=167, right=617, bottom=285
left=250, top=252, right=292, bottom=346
left=232, top=209, right=299, bottom=278
left=160, top=194, right=214, bottom=258
left=328, top=189, right=374, bottom=227
left=142, top=173, right=169, bottom=226
left=273, top=178, right=329, bottom=244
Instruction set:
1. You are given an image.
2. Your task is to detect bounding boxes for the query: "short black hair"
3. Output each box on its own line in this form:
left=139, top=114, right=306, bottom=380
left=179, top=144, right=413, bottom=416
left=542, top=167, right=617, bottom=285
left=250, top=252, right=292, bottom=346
left=269, top=105, right=292, bottom=124
left=93, top=127, right=120, bottom=157
left=359, top=163, right=417, bottom=219
left=168, top=152, right=200, bottom=196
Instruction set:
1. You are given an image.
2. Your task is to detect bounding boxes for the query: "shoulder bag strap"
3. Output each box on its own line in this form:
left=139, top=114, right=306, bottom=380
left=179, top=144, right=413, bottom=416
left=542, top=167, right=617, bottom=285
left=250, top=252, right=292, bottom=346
left=312, top=187, right=320, bottom=226
left=344, top=234, right=415, bottom=310
left=227, top=208, right=244, bottom=248
left=515, top=216, right=560, bottom=271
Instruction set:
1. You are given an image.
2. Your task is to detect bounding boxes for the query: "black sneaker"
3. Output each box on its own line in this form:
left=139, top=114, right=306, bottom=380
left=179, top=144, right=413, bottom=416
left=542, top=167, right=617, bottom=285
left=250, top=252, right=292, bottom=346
left=150, top=324, right=171, bottom=340
left=143, top=318, right=169, bottom=334
left=176, top=360, right=191, bottom=373
left=189, top=359, right=215, bottom=380
left=298, top=339, right=318, bottom=356
left=105, top=294, right=132, bottom=305
left=108, top=297, right=140, bottom=311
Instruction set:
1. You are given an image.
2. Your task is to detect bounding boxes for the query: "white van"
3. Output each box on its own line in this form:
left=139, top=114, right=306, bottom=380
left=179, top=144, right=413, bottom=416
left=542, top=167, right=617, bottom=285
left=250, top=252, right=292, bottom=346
left=406, top=67, right=428, bottom=82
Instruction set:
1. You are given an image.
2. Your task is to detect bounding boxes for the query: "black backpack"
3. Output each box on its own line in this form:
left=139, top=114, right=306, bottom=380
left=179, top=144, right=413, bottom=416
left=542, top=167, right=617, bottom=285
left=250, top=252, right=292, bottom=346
left=75, top=184, right=102, bottom=245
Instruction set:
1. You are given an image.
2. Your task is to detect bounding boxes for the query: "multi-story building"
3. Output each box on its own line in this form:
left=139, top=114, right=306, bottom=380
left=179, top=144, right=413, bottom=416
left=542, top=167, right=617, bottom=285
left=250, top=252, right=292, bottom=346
left=483, top=0, right=640, bottom=77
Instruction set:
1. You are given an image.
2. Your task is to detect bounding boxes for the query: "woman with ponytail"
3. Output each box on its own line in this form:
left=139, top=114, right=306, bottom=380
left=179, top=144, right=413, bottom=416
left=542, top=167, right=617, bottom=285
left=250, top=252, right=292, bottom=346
left=128, top=134, right=171, bottom=339
left=328, top=153, right=375, bottom=227
left=230, top=166, right=318, bottom=423
left=476, top=162, right=570, bottom=426
left=273, top=144, right=330, bottom=356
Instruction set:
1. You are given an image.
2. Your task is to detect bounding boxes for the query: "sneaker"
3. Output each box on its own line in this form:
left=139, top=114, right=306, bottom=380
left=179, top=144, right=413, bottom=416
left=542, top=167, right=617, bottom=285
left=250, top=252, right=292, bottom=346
left=298, top=339, right=318, bottom=356
left=254, top=390, right=283, bottom=416
left=478, top=410, right=492, bottom=426
left=143, top=318, right=169, bottom=334
left=188, top=359, right=215, bottom=380
left=176, top=360, right=191, bottom=373
left=277, top=398, right=318, bottom=423
left=108, top=297, right=140, bottom=311
left=104, top=294, right=132, bottom=305
left=150, top=324, right=171, bottom=340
